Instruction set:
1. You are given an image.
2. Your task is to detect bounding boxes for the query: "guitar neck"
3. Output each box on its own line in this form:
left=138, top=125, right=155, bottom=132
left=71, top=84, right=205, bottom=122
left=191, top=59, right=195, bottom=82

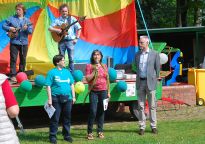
left=64, top=20, right=79, bottom=31
left=18, top=23, right=32, bottom=31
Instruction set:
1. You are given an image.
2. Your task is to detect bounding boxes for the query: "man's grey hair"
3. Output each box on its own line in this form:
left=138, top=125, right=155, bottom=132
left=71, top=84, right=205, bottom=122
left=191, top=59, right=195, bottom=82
left=140, top=35, right=150, bottom=44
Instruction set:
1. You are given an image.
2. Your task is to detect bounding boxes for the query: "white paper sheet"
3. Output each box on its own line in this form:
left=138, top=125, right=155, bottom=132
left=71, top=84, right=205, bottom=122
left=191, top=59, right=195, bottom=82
left=126, top=83, right=136, bottom=97
left=103, top=98, right=109, bottom=111
left=44, top=102, right=56, bottom=119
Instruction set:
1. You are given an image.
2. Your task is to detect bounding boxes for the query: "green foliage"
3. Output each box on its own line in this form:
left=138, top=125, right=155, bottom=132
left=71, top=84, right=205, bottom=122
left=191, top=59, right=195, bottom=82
left=135, top=0, right=205, bottom=28
left=136, top=0, right=176, bottom=28
left=187, top=0, right=205, bottom=25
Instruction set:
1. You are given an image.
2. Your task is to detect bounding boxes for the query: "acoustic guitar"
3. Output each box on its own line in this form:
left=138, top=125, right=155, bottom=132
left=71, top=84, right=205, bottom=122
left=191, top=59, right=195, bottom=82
left=51, top=16, right=86, bottom=42
left=7, top=23, right=32, bottom=39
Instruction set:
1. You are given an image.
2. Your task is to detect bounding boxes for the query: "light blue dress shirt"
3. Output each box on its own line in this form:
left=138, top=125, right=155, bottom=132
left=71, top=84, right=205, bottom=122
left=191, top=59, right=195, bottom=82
left=139, top=49, right=149, bottom=78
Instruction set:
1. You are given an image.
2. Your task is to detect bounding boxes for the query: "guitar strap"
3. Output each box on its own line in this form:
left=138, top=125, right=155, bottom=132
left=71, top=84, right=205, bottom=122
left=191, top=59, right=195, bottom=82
left=67, top=16, right=71, bottom=27
left=83, top=65, right=98, bottom=103
left=19, top=17, right=26, bottom=55
left=101, top=64, right=110, bottom=95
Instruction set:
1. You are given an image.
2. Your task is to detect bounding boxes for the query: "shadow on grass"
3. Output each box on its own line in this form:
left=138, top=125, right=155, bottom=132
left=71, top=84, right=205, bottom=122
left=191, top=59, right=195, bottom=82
left=73, top=127, right=137, bottom=133
left=18, top=131, right=49, bottom=143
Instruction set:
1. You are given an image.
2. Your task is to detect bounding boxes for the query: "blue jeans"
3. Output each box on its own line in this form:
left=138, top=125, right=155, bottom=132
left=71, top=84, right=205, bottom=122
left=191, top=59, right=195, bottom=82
left=87, top=90, right=107, bottom=134
left=49, top=95, right=72, bottom=141
left=58, top=40, right=75, bottom=73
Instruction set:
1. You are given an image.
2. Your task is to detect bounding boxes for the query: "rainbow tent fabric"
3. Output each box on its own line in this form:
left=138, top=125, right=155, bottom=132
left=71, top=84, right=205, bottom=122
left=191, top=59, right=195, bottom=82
left=0, top=0, right=138, bottom=75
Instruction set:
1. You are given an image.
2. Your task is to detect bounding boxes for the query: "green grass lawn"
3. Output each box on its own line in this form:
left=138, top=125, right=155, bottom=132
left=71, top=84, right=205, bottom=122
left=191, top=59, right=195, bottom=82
left=18, top=119, right=205, bottom=144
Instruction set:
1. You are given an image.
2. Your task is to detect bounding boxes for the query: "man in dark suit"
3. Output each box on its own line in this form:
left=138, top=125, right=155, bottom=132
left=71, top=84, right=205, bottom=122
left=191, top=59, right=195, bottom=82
left=135, top=35, right=160, bottom=135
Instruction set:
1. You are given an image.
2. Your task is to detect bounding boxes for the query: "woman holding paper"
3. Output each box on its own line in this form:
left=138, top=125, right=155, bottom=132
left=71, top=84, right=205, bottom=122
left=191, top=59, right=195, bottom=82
left=85, top=49, right=110, bottom=140
left=45, top=55, right=75, bottom=144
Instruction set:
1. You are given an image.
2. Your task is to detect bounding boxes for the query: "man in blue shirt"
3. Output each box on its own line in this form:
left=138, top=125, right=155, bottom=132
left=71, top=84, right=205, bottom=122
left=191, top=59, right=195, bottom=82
left=2, top=3, right=33, bottom=82
left=48, top=4, right=82, bottom=74
left=45, top=54, right=76, bottom=144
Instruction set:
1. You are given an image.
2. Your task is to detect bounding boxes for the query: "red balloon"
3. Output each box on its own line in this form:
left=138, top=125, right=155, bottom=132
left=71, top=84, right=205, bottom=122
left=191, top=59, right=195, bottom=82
left=5, top=67, right=10, bottom=74
left=16, top=72, right=28, bottom=83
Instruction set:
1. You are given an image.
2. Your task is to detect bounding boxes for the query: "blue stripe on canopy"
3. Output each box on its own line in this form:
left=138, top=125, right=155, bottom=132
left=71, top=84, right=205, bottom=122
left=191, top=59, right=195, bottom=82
left=74, top=39, right=138, bottom=65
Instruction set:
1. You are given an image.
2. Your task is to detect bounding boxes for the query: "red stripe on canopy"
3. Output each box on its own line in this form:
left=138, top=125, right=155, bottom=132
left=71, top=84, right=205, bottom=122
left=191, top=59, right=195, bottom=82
left=80, top=2, right=137, bottom=48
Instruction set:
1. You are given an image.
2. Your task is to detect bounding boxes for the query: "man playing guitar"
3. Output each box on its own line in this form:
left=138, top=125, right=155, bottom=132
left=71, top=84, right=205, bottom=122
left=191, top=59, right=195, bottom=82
left=48, top=4, right=82, bottom=74
left=2, top=3, right=33, bottom=82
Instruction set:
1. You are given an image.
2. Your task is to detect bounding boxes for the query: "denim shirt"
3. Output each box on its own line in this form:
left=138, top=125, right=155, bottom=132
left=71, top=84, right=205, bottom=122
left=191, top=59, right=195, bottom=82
left=2, top=15, right=33, bottom=45
left=50, top=16, right=81, bottom=40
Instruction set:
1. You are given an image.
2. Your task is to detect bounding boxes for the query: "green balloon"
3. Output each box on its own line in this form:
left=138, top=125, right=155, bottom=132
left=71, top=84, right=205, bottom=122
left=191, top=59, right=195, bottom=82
left=35, top=75, right=46, bottom=87
left=108, top=68, right=117, bottom=82
left=73, top=70, right=84, bottom=82
left=19, top=80, right=32, bottom=92
left=117, top=81, right=127, bottom=92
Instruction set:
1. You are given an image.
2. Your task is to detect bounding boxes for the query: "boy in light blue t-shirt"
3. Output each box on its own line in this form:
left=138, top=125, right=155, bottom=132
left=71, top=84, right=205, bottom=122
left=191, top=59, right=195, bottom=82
left=45, top=54, right=76, bottom=144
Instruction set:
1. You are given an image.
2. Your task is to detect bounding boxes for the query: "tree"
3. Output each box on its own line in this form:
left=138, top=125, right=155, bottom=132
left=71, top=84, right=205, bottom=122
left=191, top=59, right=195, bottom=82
left=177, top=0, right=205, bottom=26
left=136, top=0, right=176, bottom=29
left=135, top=0, right=205, bottom=28
left=189, top=0, right=205, bottom=26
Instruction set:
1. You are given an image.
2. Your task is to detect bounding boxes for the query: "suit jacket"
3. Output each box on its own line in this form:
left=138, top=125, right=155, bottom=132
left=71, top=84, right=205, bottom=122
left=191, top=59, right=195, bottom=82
left=135, top=49, right=160, bottom=91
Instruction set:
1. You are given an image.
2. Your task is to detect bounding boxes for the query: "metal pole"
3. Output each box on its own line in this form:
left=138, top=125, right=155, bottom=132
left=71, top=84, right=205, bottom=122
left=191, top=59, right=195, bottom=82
left=136, top=0, right=153, bottom=49
left=16, top=116, right=25, bottom=134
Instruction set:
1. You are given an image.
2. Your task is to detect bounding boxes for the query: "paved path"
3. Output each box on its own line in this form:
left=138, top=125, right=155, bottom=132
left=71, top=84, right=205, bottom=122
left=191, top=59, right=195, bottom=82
left=157, top=105, right=205, bottom=121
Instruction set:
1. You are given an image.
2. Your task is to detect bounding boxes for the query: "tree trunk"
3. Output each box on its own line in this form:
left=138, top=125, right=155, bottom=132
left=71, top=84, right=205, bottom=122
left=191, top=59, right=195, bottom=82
left=181, top=0, right=189, bottom=27
left=194, top=0, right=202, bottom=26
left=176, top=0, right=189, bottom=27
left=176, top=0, right=182, bottom=27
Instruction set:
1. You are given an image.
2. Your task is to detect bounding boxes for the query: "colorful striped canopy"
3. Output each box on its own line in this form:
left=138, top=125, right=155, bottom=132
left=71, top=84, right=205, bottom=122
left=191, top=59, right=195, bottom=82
left=0, top=0, right=138, bottom=75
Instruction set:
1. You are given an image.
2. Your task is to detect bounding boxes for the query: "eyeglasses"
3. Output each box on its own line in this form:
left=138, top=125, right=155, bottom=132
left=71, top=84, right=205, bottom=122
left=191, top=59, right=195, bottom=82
left=139, top=41, right=146, bottom=44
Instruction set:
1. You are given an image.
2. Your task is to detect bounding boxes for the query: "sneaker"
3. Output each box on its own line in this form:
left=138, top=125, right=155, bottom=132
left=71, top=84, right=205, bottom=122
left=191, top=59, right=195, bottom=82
left=49, top=138, right=57, bottom=144
left=10, top=76, right=17, bottom=83
left=64, top=136, right=73, bottom=143
left=98, top=132, right=104, bottom=139
left=138, top=129, right=145, bottom=135
left=87, top=133, right=94, bottom=140
left=152, top=128, right=158, bottom=134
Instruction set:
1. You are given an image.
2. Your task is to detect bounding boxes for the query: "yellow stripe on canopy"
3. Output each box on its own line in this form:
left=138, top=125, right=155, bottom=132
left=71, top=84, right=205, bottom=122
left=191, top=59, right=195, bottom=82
left=49, top=0, right=133, bottom=18
left=27, top=9, right=50, bottom=63
left=0, top=0, right=40, bottom=4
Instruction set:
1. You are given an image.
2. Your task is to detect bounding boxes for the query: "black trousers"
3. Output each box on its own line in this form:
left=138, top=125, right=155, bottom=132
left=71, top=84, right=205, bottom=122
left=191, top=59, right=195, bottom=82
left=10, top=44, right=28, bottom=76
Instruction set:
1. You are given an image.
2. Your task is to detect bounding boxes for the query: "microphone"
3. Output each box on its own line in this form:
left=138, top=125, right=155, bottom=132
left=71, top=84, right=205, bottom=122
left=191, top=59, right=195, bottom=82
left=95, top=60, right=100, bottom=71
left=95, top=60, right=100, bottom=64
